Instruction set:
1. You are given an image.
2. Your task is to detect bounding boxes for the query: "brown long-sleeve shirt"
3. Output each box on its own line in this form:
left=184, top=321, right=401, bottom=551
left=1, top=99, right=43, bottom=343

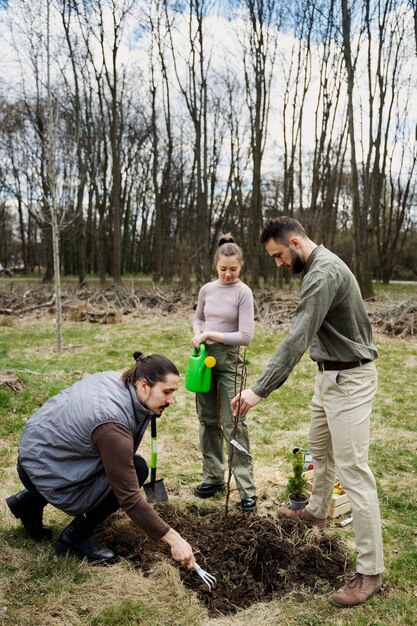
left=92, top=422, right=170, bottom=539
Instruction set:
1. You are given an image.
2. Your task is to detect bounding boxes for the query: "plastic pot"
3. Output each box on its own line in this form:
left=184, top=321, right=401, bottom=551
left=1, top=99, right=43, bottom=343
left=287, top=494, right=308, bottom=511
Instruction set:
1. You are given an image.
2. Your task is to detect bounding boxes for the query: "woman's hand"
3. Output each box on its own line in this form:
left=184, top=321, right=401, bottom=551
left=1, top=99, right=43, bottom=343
left=191, top=332, right=208, bottom=348
left=191, top=331, right=225, bottom=348
left=161, top=528, right=195, bottom=569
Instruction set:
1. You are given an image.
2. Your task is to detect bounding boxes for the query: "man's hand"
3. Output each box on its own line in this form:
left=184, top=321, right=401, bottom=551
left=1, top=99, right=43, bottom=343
left=161, top=528, right=195, bottom=569
left=231, top=389, right=262, bottom=417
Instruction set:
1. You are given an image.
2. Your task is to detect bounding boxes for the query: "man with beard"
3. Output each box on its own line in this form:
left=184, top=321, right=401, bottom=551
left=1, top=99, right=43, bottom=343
left=6, top=351, right=195, bottom=569
left=231, top=217, right=384, bottom=607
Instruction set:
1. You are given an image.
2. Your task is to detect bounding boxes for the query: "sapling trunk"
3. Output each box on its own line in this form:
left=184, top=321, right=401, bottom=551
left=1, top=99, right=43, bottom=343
left=224, top=349, right=247, bottom=519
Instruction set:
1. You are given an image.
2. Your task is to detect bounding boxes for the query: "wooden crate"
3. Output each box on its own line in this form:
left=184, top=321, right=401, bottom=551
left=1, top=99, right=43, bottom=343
left=303, top=469, right=351, bottom=519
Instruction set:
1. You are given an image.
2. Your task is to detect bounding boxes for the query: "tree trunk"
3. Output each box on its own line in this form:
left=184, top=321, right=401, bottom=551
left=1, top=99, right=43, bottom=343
left=341, top=0, right=373, bottom=297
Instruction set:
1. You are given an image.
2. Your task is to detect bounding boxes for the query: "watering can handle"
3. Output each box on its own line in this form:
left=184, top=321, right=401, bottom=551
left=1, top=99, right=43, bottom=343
left=193, top=343, right=206, bottom=358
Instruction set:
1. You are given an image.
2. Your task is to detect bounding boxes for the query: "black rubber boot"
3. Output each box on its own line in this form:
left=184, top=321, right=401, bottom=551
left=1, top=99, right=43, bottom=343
left=55, top=516, right=117, bottom=564
left=6, top=490, right=52, bottom=541
left=194, top=482, right=225, bottom=498
left=54, top=456, right=147, bottom=564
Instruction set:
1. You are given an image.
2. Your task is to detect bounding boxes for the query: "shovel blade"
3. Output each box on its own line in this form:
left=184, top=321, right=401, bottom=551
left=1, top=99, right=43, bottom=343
left=143, top=479, right=168, bottom=503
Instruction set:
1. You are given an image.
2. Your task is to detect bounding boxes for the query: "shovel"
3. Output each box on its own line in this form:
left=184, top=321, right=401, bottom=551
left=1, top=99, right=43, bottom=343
left=143, top=415, right=168, bottom=503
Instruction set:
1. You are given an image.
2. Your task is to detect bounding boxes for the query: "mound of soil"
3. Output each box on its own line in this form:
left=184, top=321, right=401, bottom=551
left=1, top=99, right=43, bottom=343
left=96, top=504, right=349, bottom=616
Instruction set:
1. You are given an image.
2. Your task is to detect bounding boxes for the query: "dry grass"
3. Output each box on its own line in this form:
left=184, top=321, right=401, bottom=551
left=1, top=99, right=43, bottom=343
left=0, top=297, right=416, bottom=625
left=0, top=541, right=206, bottom=626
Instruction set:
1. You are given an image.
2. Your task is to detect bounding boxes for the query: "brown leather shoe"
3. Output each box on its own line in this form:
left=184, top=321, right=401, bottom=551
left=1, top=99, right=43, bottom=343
left=278, top=505, right=327, bottom=529
left=331, top=573, right=382, bottom=607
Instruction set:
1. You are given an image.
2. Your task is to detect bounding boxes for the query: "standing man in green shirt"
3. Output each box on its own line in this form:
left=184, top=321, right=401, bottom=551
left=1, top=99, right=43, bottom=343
left=231, top=217, right=384, bottom=608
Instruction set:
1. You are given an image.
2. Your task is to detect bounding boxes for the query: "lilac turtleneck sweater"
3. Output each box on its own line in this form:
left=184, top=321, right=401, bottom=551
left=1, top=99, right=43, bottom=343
left=193, top=279, right=254, bottom=346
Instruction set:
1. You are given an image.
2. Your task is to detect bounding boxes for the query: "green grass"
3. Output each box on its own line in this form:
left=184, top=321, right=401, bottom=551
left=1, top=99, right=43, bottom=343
left=372, top=281, right=417, bottom=301
left=89, top=602, right=154, bottom=625
left=0, top=306, right=416, bottom=625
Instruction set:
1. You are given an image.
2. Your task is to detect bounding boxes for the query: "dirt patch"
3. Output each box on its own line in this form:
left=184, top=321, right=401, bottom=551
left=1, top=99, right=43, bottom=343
left=96, top=504, right=349, bottom=616
left=0, top=371, right=24, bottom=392
left=254, top=290, right=299, bottom=330
left=367, top=300, right=417, bottom=338
left=0, top=284, right=196, bottom=319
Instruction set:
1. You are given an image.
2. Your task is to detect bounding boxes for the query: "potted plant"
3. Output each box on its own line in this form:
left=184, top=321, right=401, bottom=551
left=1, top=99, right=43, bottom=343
left=286, top=449, right=309, bottom=511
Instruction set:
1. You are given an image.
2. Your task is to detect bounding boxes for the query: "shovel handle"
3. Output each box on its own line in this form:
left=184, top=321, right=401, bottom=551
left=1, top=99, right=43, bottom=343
left=150, top=436, right=158, bottom=469
left=150, top=416, right=158, bottom=473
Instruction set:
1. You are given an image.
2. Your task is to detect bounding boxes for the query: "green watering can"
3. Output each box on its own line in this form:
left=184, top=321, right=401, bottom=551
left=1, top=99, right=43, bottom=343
left=185, top=343, right=216, bottom=393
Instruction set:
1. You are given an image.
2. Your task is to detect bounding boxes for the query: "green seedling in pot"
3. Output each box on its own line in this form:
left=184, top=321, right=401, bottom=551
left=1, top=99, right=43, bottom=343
left=286, top=449, right=309, bottom=510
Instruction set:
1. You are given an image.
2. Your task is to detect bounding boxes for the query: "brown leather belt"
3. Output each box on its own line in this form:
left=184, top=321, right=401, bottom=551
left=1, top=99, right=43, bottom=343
left=317, top=359, right=371, bottom=371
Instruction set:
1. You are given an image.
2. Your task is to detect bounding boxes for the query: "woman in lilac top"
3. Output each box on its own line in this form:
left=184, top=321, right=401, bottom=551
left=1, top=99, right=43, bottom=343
left=191, top=234, right=257, bottom=512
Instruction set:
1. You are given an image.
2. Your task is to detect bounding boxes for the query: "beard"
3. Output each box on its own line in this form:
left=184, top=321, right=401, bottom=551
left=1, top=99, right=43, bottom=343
left=141, top=390, right=170, bottom=415
left=155, top=402, right=170, bottom=415
left=290, top=248, right=306, bottom=274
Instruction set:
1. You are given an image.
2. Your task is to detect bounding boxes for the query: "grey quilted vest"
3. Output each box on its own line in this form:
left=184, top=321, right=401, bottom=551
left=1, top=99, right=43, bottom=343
left=18, top=371, right=153, bottom=515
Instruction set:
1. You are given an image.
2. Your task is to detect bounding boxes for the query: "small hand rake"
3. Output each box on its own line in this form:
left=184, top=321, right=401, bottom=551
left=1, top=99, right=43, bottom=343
left=193, top=563, right=216, bottom=591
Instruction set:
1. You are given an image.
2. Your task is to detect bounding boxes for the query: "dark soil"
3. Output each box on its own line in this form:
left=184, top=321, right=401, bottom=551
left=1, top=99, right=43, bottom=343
left=96, top=504, right=350, bottom=616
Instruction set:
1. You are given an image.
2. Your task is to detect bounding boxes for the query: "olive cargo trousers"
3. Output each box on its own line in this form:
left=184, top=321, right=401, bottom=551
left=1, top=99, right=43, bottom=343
left=196, top=344, right=256, bottom=499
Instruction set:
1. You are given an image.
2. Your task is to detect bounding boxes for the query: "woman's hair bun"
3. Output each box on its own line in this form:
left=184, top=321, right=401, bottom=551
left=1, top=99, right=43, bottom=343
left=218, top=232, right=235, bottom=247
left=133, top=351, right=145, bottom=362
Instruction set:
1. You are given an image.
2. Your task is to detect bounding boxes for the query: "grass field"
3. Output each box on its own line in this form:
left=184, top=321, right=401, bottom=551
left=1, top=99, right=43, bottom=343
left=0, top=298, right=416, bottom=625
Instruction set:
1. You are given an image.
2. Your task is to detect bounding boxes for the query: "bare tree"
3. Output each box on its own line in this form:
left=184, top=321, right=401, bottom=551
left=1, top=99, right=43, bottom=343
left=60, top=0, right=90, bottom=286
left=408, top=0, right=417, bottom=55
left=281, top=1, right=312, bottom=219
left=165, top=0, right=214, bottom=283
left=237, top=0, right=278, bottom=284
left=307, top=0, right=348, bottom=245
left=341, top=0, right=373, bottom=296
left=211, top=70, right=251, bottom=245
left=46, top=0, right=63, bottom=351
left=0, top=100, right=31, bottom=273
left=1, top=0, right=416, bottom=285
left=148, top=0, right=176, bottom=282
left=71, top=0, right=134, bottom=284
left=7, top=0, right=58, bottom=282
left=363, top=1, right=416, bottom=282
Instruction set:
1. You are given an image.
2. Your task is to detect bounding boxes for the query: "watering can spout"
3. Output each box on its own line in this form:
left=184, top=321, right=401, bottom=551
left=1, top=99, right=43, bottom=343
left=185, top=343, right=216, bottom=393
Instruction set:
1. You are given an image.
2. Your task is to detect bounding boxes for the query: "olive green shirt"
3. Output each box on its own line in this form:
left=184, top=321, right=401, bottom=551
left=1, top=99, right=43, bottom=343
left=251, top=245, right=378, bottom=398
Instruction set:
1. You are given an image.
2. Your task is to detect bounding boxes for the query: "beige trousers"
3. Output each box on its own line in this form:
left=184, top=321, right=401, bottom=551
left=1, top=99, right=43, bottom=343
left=307, top=361, right=384, bottom=575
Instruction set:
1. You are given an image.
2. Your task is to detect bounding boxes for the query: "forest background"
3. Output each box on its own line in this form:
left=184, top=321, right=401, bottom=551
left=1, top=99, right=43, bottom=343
left=1, top=0, right=417, bottom=298
left=0, top=2, right=417, bottom=623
